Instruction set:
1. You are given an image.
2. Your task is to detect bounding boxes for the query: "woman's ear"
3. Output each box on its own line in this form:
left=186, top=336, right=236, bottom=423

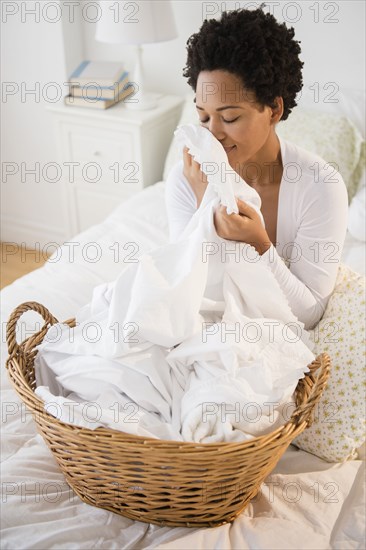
left=271, top=97, right=284, bottom=123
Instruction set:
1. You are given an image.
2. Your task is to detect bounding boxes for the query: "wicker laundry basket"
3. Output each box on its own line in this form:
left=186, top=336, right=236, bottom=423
left=6, top=301, right=330, bottom=528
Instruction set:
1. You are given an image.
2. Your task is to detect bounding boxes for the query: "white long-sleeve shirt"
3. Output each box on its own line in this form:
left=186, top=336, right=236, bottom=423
left=165, top=136, right=348, bottom=329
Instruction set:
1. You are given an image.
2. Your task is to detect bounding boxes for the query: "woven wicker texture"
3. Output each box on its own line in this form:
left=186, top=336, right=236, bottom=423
left=6, top=302, right=331, bottom=527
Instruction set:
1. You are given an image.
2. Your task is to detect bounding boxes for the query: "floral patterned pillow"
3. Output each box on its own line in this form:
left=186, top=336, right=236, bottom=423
left=293, top=264, right=366, bottom=462
left=277, top=109, right=365, bottom=202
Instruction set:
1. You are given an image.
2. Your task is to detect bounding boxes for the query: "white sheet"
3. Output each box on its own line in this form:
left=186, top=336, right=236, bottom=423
left=1, top=182, right=365, bottom=549
left=33, top=126, right=313, bottom=443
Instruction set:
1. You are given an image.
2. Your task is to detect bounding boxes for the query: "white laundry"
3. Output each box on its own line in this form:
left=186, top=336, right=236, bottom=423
left=174, top=123, right=262, bottom=217
left=34, top=125, right=314, bottom=443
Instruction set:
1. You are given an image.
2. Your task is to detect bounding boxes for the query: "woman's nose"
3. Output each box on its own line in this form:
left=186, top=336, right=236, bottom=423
left=208, top=119, right=226, bottom=140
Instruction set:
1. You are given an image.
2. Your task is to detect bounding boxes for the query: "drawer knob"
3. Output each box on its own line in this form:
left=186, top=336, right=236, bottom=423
left=93, top=151, right=101, bottom=157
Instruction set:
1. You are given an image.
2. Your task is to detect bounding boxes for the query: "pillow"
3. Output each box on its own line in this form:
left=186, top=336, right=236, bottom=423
left=298, top=86, right=365, bottom=138
left=348, top=185, right=366, bottom=242
left=293, top=264, right=366, bottom=462
left=163, top=94, right=366, bottom=203
left=276, top=109, right=366, bottom=202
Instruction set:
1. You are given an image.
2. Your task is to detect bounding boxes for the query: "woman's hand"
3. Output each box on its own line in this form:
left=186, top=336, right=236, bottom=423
left=214, top=198, right=271, bottom=255
left=183, top=146, right=208, bottom=208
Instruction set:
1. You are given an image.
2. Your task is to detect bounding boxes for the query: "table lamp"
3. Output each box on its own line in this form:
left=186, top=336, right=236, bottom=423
left=95, top=0, right=178, bottom=110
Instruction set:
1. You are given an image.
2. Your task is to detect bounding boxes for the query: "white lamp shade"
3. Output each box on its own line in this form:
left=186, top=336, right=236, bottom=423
left=95, top=0, right=178, bottom=45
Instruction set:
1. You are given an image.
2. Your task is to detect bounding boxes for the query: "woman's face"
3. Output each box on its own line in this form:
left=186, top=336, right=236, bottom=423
left=195, top=70, right=279, bottom=171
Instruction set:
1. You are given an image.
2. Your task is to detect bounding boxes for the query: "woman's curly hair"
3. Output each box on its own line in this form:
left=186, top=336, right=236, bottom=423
left=183, top=6, right=304, bottom=120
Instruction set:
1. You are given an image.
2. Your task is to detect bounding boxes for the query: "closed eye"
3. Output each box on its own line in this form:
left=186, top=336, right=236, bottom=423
left=200, top=117, right=239, bottom=124
left=223, top=118, right=239, bottom=124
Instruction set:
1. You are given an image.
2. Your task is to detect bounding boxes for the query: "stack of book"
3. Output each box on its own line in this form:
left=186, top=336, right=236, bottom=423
left=65, top=60, right=134, bottom=110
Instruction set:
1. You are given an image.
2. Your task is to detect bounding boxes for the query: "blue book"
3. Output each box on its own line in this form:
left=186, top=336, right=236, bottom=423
left=70, top=71, right=130, bottom=100
left=69, top=60, right=126, bottom=88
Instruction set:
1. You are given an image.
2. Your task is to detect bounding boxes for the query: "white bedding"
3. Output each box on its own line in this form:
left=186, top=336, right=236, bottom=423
left=1, top=182, right=365, bottom=549
left=32, top=126, right=313, bottom=443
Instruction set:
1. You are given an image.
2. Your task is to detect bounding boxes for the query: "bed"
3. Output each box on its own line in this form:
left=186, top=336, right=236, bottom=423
left=1, top=89, right=365, bottom=549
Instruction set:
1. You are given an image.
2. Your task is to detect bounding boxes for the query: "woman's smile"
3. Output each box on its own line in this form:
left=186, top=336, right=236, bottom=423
left=222, top=145, right=236, bottom=154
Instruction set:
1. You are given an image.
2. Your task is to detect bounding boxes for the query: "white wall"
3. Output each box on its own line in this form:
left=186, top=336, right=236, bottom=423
left=1, top=0, right=365, bottom=247
left=84, top=0, right=366, bottom=95
left=1, top=0, right=84, bottom=246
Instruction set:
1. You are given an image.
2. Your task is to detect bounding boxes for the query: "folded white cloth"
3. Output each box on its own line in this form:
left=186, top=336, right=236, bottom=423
left=35, top=125, right=314, bottom=443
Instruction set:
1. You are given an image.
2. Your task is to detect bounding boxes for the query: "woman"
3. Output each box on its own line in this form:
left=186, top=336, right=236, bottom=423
left=165, top=7, right=348, bottom=330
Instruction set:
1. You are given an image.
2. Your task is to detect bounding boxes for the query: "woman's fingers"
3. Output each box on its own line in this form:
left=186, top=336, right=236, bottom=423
left=218, top=201, right=254, bottom=220
left=183, top=147, right=203, bottom=172
left=237, top=198, right=256, bottom=219
left=182, top=146, right=208, bottom=208
left=183, top=146, right=192, bottom=168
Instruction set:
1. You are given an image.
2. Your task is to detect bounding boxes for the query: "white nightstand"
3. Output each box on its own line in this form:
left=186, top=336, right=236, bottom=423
left=47, top=95, right=183, bottom=235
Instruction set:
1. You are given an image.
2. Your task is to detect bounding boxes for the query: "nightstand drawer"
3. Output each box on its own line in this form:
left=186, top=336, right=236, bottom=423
left=48, top=95, right=184, bottom=235
left=71, top=131, right=133, bottom=161
left=65, top=125, right=138, bottom=186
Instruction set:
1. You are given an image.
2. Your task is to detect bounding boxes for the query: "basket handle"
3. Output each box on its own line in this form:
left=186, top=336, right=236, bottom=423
left=6, top=301, right=59, bottom=358
left=290, top=352, right=331, bottom=428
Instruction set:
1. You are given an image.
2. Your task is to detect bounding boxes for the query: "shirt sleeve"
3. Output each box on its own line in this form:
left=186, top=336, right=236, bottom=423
left=260, top=166, right=348, bottom=329
left=165, top=161, right=197, bottom=242
left=165, top=159, right=348, bottom=330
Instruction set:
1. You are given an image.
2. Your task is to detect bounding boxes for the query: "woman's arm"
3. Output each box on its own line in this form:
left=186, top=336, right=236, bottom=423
left=166, top=159, right=348, bottom=329
left=260, top=171, right=348, bottom=329
left=214, top=167, right=349, bottom=329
